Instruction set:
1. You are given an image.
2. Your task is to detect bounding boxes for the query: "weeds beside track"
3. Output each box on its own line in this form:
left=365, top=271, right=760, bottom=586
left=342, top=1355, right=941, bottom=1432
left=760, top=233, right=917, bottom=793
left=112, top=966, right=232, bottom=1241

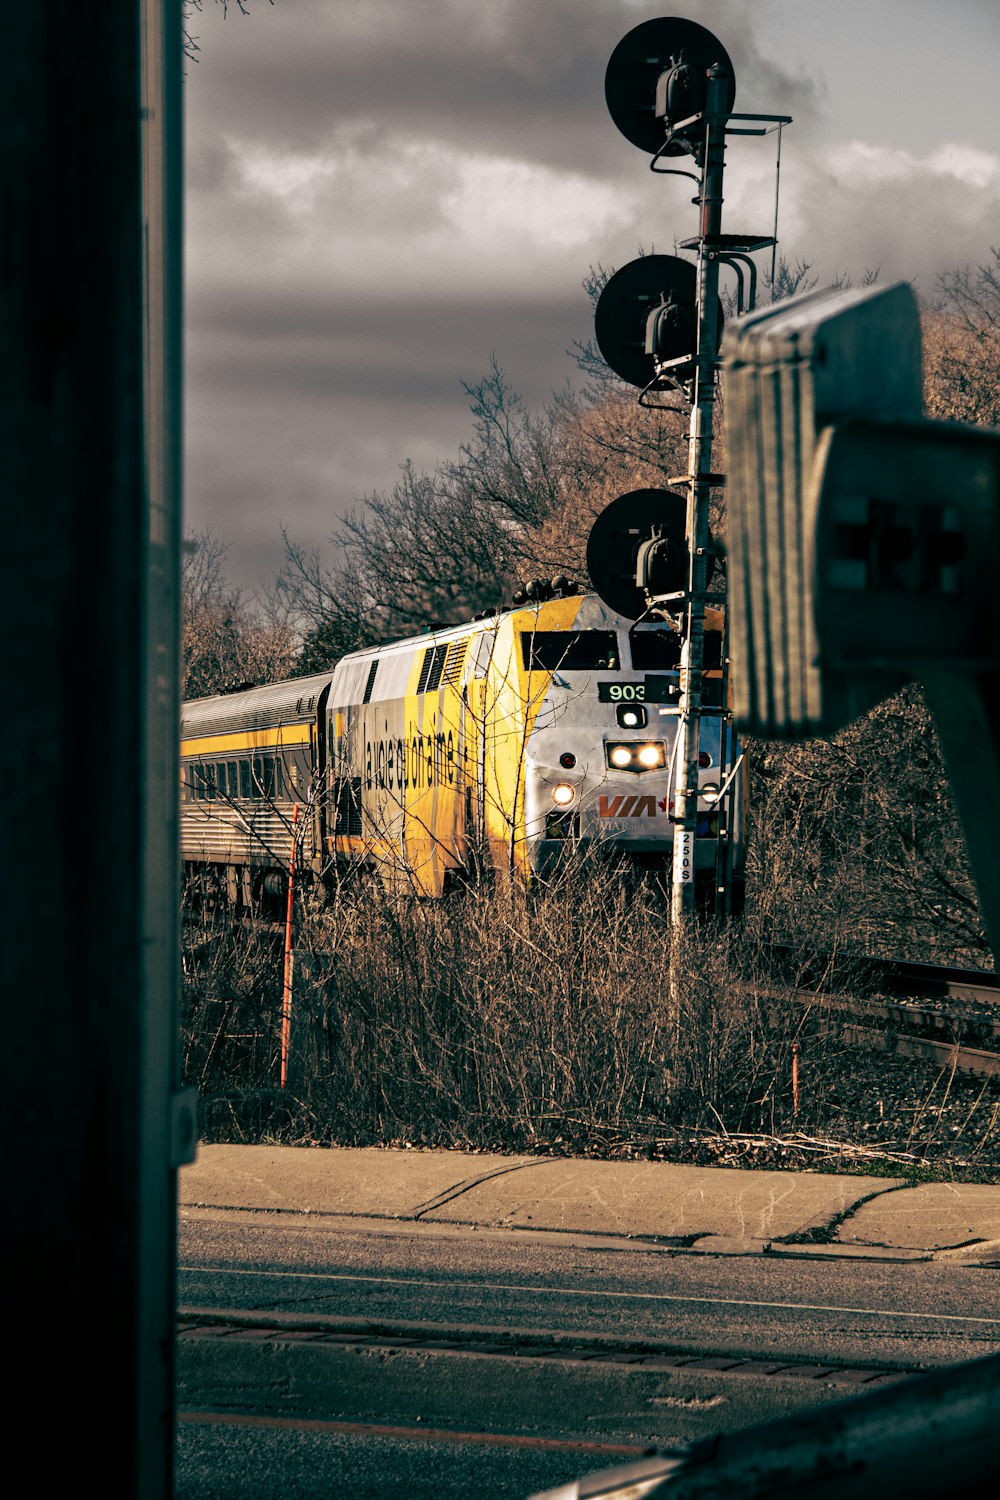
left=181, top=861, right=1000, bottom=1180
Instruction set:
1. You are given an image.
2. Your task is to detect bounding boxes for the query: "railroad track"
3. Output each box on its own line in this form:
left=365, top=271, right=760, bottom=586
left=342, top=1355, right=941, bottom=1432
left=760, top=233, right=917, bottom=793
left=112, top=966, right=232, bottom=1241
left=775, top=956, right=1000, bottom=1078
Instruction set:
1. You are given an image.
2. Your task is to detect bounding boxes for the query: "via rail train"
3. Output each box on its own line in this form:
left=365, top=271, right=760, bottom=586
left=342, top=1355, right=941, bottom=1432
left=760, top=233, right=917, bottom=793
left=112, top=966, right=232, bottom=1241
left=180, top=586, right=745, bottom=906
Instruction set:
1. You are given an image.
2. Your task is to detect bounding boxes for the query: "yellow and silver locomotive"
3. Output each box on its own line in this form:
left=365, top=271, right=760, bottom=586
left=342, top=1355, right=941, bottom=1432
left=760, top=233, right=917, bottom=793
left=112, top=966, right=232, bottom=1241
left=180, top=585, right=744, bottom=907
left=326, top=587, right=743, bottom=899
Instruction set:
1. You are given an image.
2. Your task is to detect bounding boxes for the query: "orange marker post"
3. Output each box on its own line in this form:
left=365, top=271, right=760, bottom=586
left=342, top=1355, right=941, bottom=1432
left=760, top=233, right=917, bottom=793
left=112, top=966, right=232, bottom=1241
left=791, top=1040, right=800, bottom=1118
left=280, top=804, right=299, bottom=1090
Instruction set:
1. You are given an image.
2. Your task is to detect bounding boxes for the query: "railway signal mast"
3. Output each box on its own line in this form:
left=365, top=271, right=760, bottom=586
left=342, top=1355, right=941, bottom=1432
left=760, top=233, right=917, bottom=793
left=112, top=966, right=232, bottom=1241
left=594, top=17, right=790, bottom=926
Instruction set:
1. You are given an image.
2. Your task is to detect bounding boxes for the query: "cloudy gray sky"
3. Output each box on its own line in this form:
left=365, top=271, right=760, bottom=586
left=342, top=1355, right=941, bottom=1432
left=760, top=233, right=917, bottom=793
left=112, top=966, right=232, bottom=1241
left=184, top=0, right=1000, bottom=594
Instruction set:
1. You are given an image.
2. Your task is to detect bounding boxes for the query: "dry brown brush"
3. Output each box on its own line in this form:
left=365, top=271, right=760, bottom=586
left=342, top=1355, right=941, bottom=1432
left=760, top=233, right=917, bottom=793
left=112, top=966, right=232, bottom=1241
left=180, top=857, right=997, bottom=1174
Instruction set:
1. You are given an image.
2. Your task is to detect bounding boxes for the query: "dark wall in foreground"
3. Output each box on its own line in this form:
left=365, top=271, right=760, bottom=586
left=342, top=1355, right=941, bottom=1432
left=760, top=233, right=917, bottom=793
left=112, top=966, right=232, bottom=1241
left=1, top=5, right=183, bottom=1494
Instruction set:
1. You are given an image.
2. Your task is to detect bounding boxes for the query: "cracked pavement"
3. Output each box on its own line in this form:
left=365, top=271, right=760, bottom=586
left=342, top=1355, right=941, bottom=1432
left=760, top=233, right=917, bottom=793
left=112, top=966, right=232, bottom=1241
left=180, top=1145, right=1000, bottom=1265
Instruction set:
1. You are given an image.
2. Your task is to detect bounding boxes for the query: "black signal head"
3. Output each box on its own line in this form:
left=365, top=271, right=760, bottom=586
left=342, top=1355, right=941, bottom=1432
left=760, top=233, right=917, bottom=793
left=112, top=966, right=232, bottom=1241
left=605, top=16, right=736, bottom=156
left=594, top=255, right=722, bottom=389
left=586, top=489, right=688, bottom=620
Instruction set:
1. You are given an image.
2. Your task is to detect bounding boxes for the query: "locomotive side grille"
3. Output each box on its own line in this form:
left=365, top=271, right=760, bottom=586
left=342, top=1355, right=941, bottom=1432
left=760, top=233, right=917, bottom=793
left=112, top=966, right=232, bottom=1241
left=334, top=777, right=363, bottom=836
left=442, top=638, right=469, bottom=687
left=362, top=661, right=379, bottom=704
left=419, top=643, right=449, bottom=693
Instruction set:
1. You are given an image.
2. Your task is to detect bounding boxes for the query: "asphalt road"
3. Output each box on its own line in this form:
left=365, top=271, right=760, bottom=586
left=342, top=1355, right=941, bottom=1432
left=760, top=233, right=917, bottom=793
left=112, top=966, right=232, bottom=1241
left=174, top=1207, right=1000, bottom=1499
left=177, top=1417, right=606, bottom=1500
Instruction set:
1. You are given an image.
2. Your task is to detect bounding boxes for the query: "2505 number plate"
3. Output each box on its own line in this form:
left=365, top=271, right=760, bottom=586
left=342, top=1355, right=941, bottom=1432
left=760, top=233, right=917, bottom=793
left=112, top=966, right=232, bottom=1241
left=598, top=677, right=675, bottom=704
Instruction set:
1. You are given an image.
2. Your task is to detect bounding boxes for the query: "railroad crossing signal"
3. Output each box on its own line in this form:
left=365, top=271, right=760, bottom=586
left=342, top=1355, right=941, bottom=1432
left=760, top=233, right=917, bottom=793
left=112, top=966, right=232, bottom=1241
left=723, top=278, right=1000, bottom=957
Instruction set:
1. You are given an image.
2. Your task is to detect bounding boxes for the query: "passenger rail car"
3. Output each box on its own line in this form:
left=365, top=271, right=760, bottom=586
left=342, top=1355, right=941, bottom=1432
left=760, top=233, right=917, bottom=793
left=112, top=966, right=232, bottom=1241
left=180, top=592, right=745, bottom=905
left=180, top=672, right=331, bottom=907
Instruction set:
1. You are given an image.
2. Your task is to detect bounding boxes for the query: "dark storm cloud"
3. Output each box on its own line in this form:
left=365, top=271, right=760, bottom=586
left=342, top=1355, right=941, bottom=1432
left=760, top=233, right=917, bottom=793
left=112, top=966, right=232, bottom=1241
left=187, top=0, right=822, bottom=173
left=183, top=1, right=998, bottom=595
left=183, top=288, right=593, bottom=589
left=187, top=292, right=590, bottom=420
left=189, top=281, right=588, bottom=346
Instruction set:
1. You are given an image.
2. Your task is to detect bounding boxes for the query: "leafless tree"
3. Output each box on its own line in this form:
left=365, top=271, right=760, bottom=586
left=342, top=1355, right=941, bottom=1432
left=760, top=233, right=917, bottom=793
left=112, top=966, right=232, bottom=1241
left=447, top=358, right=566, bottom=530
left=184, top=0, right=274, bottom=62
left=924, top=248, right=1000, bottom=427
left=182, top=529, right=296, bottom=699
left=277, top=457, right=520, bottom=666
left=748, top=684, right=987, bottom=964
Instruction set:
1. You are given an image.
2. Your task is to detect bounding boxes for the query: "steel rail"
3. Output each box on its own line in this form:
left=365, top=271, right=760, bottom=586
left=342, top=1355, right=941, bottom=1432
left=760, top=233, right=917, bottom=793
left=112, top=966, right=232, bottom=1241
left=839, top=1025, right=1000, bottom=1078
left=781, top=987, right=1000, bottom=1041
left=768, top=984, right=1000, bottom=1077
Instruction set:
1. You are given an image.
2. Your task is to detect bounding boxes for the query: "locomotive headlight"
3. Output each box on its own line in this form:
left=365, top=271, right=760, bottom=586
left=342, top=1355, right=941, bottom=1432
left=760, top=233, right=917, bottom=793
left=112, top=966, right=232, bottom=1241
left=700, top=782, right=721, bottom=805
left=606, top=741, right=666, bottom=771
left=551, top=782, right=576, bottom=806
left=616, top=705, right=647, bottom=729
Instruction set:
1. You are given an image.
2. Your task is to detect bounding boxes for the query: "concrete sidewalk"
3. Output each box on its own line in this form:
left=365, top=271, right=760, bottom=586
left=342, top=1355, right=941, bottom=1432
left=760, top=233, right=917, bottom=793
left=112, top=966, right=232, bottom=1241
left=179, top=1144, right=1000, bottom=1265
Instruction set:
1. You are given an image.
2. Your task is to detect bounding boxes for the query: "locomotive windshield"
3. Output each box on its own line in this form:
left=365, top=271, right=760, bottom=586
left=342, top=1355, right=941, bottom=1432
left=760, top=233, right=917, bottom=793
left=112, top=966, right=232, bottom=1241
left=630, top=630, right=682, bottom=670
left=521, top=630, right=620, bottom=672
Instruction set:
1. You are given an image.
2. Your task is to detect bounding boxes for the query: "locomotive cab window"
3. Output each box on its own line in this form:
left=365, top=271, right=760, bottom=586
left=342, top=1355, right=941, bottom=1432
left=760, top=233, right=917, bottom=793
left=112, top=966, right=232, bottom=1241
left=521, top=630, right=619, bottom=672
left=630, top=630, right=681, bottom=671
left=703, top=630, right=724, bottom=672
left=472, top=632, right=495, bottom=680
